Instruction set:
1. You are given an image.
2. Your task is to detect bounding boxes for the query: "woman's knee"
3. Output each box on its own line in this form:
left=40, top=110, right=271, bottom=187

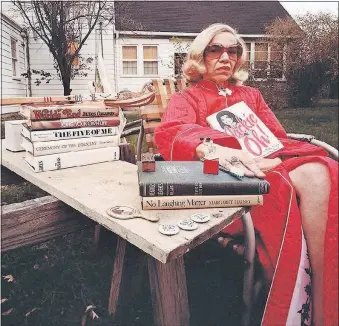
left=289, top=163, right=330, bottom=193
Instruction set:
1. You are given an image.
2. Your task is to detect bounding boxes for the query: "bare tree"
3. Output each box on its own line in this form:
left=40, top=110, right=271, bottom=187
left=265, top=12, right=338, bottom=106
left=12, top=1, right=113, bottom=95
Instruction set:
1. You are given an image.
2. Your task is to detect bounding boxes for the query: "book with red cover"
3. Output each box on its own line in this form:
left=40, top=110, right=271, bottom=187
left=20, top=101, right=119, bottom=120
left=137, top=161, right=270, bottom=197
left=27, top=116, right=120, bottom=130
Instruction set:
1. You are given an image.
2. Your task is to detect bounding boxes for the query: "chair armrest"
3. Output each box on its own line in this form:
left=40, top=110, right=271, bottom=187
left=287, top=133, right=315, bottom=142
left=287, top=133, right=338, bottom=159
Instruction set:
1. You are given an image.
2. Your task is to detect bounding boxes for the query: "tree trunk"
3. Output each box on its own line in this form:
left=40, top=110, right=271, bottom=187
left=62, top=75, right=71, bottom=96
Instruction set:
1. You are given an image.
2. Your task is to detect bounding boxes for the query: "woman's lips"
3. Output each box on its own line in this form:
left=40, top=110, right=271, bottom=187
left=217, top=66, right=231, bottom=71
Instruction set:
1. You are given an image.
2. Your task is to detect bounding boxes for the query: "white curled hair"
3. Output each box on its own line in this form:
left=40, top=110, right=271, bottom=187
left=182, top=23, right=249, bottom=85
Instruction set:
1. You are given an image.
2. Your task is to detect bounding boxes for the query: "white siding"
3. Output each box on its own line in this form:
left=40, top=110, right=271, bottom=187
left=29, top=24, right=115, bottom=96
left=1, top=15, right=27, bottom=113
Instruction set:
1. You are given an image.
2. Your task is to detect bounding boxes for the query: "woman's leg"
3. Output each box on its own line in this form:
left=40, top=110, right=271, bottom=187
left=289, top=163, right=331, bottom=326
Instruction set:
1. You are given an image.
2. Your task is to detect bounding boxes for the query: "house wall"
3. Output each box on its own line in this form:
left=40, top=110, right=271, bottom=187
left=1, top=14, right=27, bottom=113
left=28, top=24, right=115, bottom=96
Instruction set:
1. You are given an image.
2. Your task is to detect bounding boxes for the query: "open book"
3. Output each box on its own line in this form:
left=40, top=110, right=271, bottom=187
left=206, top=101, right=283, bottom=158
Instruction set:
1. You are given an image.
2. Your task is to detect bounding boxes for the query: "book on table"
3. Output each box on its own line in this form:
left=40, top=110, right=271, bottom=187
left=141, top=194, right=263, bottom=210
left=21, top=134, right=120, bottom=156
left=24, top=146, right=120, bottom=172
left=137, top=161, right=270, bottom=197
left=21, top=124, right=120, bottom=142
left=26, top=116, right=120, bottom=130
left=20, top=101, right=119, bottom=120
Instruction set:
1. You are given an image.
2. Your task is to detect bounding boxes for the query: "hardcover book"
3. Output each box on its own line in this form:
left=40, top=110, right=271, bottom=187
left=142, top=194, right=263, bottom=210
left=206, top=101, right=283, bottom=158
left=27, top=116, right=120, bottom=130
left=21, top=124, right=120, bottom=142
left=21, top=134, right=120, bottom=156
left=25, top=146, right=120, bottom=172
left=20, top=101, right=119, bottom=120
left=137, top=161, right=270, bottom=197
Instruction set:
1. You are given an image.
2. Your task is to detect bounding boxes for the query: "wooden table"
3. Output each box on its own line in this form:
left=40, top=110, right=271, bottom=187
left=1, top=143, right=255, bottom=326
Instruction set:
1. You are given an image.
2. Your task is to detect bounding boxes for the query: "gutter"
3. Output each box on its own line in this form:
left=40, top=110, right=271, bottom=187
left=116, top=30, right=267, bottom=38
left=1, top=13, right=23, bottom=31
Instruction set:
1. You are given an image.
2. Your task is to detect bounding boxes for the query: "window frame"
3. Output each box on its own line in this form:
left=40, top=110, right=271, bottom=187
left=10, top=37, right=20, bottom=80
left=246, top=41, right=286, bottom=81
left=142, top=45, right=159, bottom=76
left=121, top=45, right=138, bottom=77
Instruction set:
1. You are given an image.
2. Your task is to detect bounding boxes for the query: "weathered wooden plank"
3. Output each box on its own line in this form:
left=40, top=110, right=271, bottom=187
left=1, top=195, right=92, bottom=252
left=108, top=238, right=148, bottom=321
left=148, top=255, right=190, bottom=326
left=108, top=237, right=127, bottom=315
left=2, top=140, right=244, bottom=263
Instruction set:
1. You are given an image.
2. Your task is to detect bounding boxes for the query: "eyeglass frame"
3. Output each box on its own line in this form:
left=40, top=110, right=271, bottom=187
left=203, top=43, right=243, bottom=61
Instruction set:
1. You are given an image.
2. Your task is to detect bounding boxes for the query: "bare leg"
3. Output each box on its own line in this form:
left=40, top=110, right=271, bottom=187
left=289, top=163, right=331, bottom=326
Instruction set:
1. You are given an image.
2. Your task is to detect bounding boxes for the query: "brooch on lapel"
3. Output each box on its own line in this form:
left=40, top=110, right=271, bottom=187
left=218, top=88, right=232, bottom=97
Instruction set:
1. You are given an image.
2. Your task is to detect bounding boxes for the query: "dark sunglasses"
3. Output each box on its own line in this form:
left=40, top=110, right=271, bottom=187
left=204, top=43, right=243, bottom=60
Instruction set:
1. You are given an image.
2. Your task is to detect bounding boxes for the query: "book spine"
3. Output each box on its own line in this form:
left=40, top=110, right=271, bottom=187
left=23, top=135, right=120, bottom=156
left=25, top=146, right=120, bottom=172
left=22, top=125, right=119, bottom=142
left=142, top=195, right=263, bottom=210
left=28, top=117, right=120, bottom=130
left=139, top=181, right=269, bottom=196
left=22, top=106, right=119, bottom=120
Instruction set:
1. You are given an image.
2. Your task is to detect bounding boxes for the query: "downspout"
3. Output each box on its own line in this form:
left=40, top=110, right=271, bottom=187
left=99, top=21, right=104, bottom=58
left=21, top=28, right=32, bottom=96
left=113, top=31, right=119, bottom=93
left=112, top=0, right=119, bottom=94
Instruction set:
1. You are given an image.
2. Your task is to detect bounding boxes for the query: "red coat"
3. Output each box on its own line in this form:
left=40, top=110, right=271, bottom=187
left=154, top=80, right=338, bottom=326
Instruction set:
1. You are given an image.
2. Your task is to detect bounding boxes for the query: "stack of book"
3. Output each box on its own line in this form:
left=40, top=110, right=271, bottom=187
left=137, top=161, right=270, bottom=210
left=20, top=101, right=126, bottom=172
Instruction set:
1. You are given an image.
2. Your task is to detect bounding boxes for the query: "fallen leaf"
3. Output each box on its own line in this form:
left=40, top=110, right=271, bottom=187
left=2, top=275, right=14, bottom=283
left=85, top=305, right=95, bottom=313
left=25, top=307, right=38, bottom=317
left=91, top=310, right=99, bottom=320
left=1, top=308, right=13, bottom=316
left=0, top=298, right=8, bottom=304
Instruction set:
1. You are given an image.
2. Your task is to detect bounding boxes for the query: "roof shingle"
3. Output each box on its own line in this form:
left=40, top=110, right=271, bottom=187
left=115, top=1, right=292, bottom=34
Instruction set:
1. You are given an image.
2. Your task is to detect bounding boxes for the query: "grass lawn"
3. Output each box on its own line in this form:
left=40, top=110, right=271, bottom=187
left=1, top=100, right=338, bottom=325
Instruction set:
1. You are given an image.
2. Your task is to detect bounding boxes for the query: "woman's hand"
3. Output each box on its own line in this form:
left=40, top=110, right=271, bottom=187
left=196, top=144, right=282, bottom=178
left=254, top=157, right=282, bottom=172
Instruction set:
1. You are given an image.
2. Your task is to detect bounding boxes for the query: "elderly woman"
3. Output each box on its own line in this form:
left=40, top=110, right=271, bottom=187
left=154, top=23, right=338, bottom=326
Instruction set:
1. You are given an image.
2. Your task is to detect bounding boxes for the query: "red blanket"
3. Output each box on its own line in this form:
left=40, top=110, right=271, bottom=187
left=154, top=80, right=338, bottom=325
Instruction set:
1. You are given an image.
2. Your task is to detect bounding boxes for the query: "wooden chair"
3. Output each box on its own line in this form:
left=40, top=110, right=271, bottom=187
left=136, top=78, right=189, bottom=161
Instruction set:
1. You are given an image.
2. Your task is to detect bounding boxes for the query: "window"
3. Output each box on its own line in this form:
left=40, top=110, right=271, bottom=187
left=245, top=41, right=285, bottom=80
left=254, top=43, right=269, bottom=79
left=68, top=41, right=79, bottom=67
left=174, top=53, right=187, bottom=76
left=269, top=44, right=284, bottom=79
left=122, top=46, right=137, bottom=75
left=243, top=42, right=251, bottom=71
left=10, top=37, right=18, bottom=77
left=143, top=46, right=158, bottom=75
